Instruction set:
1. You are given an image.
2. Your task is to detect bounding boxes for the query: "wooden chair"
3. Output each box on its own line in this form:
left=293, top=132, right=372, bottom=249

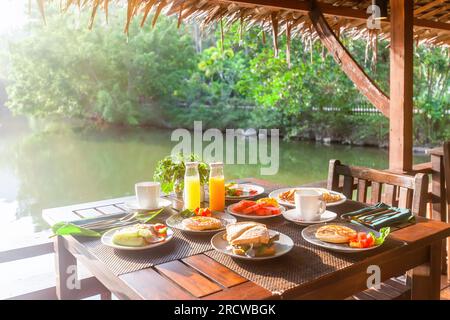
left=328, top=159, right=429, bottom=217
left=327, top=159, right=429, bottom=300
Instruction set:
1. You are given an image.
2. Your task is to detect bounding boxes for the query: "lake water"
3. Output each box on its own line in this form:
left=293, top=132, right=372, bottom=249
left=0, top=115, right=428, bottom=240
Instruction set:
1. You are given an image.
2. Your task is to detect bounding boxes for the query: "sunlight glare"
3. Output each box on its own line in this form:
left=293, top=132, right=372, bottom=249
left=0, top=0, right=28, bottom=34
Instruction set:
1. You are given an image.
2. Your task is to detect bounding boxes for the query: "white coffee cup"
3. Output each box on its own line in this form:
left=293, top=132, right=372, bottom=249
left=135, top=182, right=160, bottom=209
left=294, top=189, right=326, bottom=221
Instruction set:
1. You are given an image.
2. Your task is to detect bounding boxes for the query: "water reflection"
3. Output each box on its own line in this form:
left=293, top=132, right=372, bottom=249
left=0, top=116, right=428, bottom=235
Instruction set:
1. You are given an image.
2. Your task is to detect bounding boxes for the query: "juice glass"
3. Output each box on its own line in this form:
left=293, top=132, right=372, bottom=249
left=209, top=162, right=225, bottom=211
left=184, top=162, right=200, bottom=210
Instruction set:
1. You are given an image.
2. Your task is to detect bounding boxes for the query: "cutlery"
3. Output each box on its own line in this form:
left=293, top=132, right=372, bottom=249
left=79, top=212, right=136, bottom=229
left=88, top=220, right=139, bottom=231
left=358, top=209, right=396, bottom=222
left=352, top=207, right=389, bottom=219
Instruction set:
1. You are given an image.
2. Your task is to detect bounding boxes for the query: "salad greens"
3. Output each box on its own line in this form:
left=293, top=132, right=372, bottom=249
left=369, top=227, right=391, bottom=246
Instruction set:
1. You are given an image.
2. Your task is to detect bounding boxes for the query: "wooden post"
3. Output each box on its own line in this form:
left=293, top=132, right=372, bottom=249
left=389, top=0, right=414, bottom=172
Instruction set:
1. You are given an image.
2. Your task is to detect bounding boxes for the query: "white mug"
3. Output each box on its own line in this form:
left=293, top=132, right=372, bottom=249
left=135, top=182, right=160, bottom=209
left=294, top=189, right=326, bottom=221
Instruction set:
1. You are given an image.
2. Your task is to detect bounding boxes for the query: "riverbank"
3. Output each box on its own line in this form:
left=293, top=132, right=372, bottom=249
left=24, top=113, right=442, bottom=154
left=0, top=115, right=430, bottom=234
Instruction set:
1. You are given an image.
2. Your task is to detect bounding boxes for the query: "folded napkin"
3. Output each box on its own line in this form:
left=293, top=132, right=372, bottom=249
left=341, top=202, right=415, bottom=230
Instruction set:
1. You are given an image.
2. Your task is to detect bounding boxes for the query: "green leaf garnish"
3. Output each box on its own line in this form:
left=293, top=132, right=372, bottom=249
left=136, top=208, right=164, bottom=223
left=51, top=222, right=101, bottom=238
left=180, top=209, right=195, bottom=218
left=369, top=227, right=391, bottom=246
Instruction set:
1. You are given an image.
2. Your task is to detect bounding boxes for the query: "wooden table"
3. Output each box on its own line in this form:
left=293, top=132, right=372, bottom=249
left=43, top=178, right=450, bottom=300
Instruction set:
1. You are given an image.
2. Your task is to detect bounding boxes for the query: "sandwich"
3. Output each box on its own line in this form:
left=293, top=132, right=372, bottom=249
left=182, top=216, right=223, bottom=231
left=315, top=224, right=357, bottom=244
left=224, top=222, right=279, bottom=257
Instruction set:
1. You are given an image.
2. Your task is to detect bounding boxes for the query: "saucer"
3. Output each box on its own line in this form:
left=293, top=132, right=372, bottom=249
left=123, top=198, right=172, bottom=211
left=283, top=209, right=337, bottom=226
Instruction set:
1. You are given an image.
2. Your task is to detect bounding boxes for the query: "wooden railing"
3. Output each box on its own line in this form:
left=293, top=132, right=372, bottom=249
left=0, top=238, right=108, bottom=300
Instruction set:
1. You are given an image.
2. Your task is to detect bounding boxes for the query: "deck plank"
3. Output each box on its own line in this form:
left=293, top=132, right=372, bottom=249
left=182, top=255, right=247, bottom=288
left=119, top=268, right=194, bottom=300
left=155, top=260, right=222, bottom=298
left=204, top=281, right=274, bottom=300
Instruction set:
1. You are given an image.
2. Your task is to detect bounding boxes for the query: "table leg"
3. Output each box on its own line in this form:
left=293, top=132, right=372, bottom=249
left=411, top=241, right=442, bottom=300
left=101, top=291, right=112, bottom=300
left=54, top=236, right=78, bottom=300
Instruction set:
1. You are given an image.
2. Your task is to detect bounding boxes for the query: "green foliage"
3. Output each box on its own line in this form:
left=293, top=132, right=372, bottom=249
left=3, top=3, right=449, bottom=146
left=153, top=153, right=209, bottom=194
left=6, top=6, right=196, bottom=126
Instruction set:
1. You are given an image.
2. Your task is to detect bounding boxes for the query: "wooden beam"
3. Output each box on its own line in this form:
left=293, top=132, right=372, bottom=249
left=418, top=5, right=450, bottom=20
left=219, top=0, right=450, bottom=32
left=414, top=0, right=445, bottom=15
left=414, top=18, right=450, bottom=33
left=307, top=0, right=390, bottom=117
left=389, top=0, right=414, bottom=172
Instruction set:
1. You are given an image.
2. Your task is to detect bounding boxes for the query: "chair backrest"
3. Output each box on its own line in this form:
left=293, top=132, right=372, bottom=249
left=444, top=141, right=450, bottom=214
left=327, top=159, right=428, bottom=217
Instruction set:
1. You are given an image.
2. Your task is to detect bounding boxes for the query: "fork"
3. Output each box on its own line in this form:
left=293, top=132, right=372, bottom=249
left=78, top=212, right=137, bottom=229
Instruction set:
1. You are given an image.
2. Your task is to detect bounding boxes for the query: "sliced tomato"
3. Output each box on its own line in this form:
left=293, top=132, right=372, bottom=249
left=360, top=239, right=369, bottom=248
left=357, top=232, right=367, bottom=241
left=195, top=208, right=211, bottom=217
left=153, top=224, right=168, bottom=236
left=201, top=208, right=211, bottom=217
left=233, top=200, right=256, bottom=212
left=366, top=234, right=375, bottom=247
left=242, top=203, right=265, bottom=214
left=348, top=234, right=358, bottom=242
left=255, top=206, right=280, bottom=216
left=349, top=241, right=362, bottom=248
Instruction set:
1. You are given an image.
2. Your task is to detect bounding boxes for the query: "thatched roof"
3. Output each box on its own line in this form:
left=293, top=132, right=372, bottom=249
left=38, top=0, right=450, bottom=47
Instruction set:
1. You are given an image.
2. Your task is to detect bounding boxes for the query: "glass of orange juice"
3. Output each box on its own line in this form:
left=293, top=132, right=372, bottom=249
left=209, top=162, right=225, bottom=211
left=184, top=162, right=200, bottom=210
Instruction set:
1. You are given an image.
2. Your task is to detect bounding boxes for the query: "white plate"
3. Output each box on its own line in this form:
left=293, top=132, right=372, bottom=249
left=301, top=222, right=381, bottom=253
left=227, top=202, right=285, bottom=219
left=211, top=230, right=294, bottom=260
left=283, top=209, right=337, bottom=226
left=225, top=184, right=265, bottom=200
left=269, top=187, right=347, bottom=208
left=166, top=211, right=237, bottom=234
left=124, top=198, right=172, bottom=211
left=101, top=225, right=174, bottom=251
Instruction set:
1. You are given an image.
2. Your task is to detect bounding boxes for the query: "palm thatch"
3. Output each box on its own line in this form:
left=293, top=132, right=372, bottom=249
left=35, top=0, right=450, bottom=48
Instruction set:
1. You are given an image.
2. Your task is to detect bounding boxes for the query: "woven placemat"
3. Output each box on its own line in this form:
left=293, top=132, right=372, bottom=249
left=81, top=228, right=213, bottom=276
left=77, top=206, right=216, bottom=276
left=205, top=218, right=405, bottom=295
left=74, top=183, right=273, bottom=277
